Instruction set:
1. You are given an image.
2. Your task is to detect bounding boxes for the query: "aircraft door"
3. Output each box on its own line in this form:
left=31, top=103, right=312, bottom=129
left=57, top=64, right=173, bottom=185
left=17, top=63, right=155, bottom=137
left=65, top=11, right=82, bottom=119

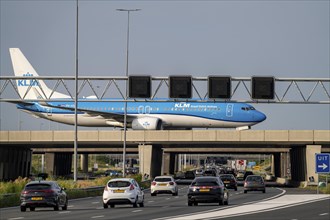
left=145, top=106, right=151, bottom=114
left=138, top=106, right=144, bottom=114
left=226, top=104, right=234, bottom=117
left=46, top=107, right=52, bottom=116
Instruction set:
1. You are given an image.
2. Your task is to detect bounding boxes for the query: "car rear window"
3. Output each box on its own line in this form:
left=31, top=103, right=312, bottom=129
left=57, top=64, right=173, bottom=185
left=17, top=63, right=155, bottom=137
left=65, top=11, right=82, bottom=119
left=191, top=180, right=218, bottom=186
left=246, top=176, right=263, bottom=182
left=154, top=178, right=172, bottom=182
left=108, top=181, right=131, bottom=188
left=25, top=184, right=51, bottom=190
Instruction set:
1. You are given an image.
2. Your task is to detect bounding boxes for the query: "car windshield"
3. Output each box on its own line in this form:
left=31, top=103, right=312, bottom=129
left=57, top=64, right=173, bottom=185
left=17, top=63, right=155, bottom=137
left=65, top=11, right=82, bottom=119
left=108, top=181, right=131, bottom=188
left=25, top=184, right=51, bottom=190
left=154, top=178, right=172, bottom=182
left=246, top=176, right=263, bottom=182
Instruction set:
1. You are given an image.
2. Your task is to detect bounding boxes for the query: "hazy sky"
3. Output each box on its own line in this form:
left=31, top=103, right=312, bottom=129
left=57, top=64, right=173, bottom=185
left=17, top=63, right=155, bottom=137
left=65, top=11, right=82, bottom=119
left=0, top=0, right=329, bottom=131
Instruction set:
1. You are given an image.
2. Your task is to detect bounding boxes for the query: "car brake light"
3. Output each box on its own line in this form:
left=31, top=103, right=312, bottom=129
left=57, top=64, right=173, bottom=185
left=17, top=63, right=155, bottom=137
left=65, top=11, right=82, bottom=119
left=151, top=181, right=156, bottom=186
left=169, top=182, right=174, bottom=185
left=129, top=184, right=135, bottom=190
left=22, top=190, right=29, bottom=194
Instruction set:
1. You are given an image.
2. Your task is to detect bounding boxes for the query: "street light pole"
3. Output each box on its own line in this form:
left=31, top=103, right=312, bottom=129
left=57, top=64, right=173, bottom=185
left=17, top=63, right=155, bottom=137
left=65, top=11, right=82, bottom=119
left=116, top=8, right=141, bottom=177
left=74, top=0, right=79, bottom=182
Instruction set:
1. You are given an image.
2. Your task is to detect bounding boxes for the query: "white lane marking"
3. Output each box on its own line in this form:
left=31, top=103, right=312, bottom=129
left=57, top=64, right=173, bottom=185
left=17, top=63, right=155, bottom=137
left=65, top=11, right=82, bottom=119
left=132, top=210, right=142, bottom=213
left=59, top=211, right=71, bottom=214
left=96, top=207, right=104, bottom=210
left=165, top=198, right=170, bottom=200
left=158, top=192, right=330, bottom=220
left=157, top=194, right=330, bottom=220
left=91, top=216, right=104, bottom=219
left=68, top=205, right=74, bottom=208
left=320, top=213, right=329, bottom=216
left=92, top=202, right=100, bottom=204
left=148, top=201, right=155, bottom=203
left=8, top=218, right=24, bottom=220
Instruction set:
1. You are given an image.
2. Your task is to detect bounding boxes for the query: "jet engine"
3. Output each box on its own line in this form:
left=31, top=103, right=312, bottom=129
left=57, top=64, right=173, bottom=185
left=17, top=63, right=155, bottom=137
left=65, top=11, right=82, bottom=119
left=132, top=117, right=163, bottom=130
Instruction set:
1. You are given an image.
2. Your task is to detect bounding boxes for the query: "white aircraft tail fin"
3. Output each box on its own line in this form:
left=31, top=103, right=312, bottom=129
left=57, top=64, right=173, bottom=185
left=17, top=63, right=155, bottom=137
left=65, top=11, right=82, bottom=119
left=9, top=48, right=70, bottom=99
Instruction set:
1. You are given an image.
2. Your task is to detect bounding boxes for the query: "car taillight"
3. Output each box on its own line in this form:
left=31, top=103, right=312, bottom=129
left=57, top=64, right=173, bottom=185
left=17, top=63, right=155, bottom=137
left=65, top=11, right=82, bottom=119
left=151, top=181, right=156, bottom=186
left=169, top=182, right=174, bottom=185
left=22, top=190, right=29, bottom=194
left=104, top=185, right=108, bottom=191
left=129, top=184, right=135, bottom=190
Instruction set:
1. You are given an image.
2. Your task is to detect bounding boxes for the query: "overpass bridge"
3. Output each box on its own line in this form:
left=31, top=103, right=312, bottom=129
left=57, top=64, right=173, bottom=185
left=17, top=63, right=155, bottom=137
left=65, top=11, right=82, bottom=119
left=1, top=130, right=329, bottom=183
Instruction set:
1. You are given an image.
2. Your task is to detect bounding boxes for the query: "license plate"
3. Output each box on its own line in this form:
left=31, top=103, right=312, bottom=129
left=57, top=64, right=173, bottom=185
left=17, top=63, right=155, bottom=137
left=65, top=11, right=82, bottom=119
left=158, top=183, right=167, bottom=186
left=31, top=197, right=43, bottom=201
left=199, top=189, right=210, bottom=192
left=113, top=190, right=125, bottom=193
left=224, top=181, right=230, bottom=183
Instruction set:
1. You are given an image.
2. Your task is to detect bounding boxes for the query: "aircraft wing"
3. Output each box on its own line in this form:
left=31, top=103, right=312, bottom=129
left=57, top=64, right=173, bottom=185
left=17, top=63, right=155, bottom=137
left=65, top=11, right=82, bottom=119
left=41, top=102, right=136, bottom=122
left=6, top=100, right=35, bottom=106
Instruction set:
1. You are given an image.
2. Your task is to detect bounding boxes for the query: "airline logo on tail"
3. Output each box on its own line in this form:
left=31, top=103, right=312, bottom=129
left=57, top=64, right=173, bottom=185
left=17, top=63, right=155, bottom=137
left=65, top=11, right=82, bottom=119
left=17, top=73, right=39, bottom=87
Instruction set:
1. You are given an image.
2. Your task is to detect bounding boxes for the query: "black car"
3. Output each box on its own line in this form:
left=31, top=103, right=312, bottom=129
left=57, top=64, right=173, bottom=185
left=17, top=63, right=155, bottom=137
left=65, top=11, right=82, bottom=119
left=20, top=181, right=68, bottom=212
left=203, top=169, right=218, bottom=177
left=187, top=177, right=229, bottom=206
left=219, top=174, right=238, bottom=191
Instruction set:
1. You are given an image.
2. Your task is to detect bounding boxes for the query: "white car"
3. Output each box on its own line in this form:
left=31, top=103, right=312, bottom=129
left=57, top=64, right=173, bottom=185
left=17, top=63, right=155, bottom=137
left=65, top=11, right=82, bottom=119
left=151, top=176, right=178, bottom=196
left=103, top=178, right=144, bottom=208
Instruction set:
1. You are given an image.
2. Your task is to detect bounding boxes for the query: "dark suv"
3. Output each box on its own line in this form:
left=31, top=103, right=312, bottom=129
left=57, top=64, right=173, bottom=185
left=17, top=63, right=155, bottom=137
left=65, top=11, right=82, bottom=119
left=20, top=181, right=68, bottom=212
left=187, top=177, right=229, bottom=206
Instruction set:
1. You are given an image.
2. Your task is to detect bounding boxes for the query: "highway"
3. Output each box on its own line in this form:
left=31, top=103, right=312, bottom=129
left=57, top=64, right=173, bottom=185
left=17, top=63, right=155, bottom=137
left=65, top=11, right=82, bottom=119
left=1, top=186, right=329, bottom=220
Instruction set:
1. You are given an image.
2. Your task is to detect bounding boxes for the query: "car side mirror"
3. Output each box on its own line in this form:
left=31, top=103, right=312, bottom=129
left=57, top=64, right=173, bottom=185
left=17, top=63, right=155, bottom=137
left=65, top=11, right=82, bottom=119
left=62, top=187, right=66, bottom=191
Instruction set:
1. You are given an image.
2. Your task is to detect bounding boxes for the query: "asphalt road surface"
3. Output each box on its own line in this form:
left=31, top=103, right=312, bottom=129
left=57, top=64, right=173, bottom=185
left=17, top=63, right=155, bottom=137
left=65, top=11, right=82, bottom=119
left=1, top=186, right=329, bottom=220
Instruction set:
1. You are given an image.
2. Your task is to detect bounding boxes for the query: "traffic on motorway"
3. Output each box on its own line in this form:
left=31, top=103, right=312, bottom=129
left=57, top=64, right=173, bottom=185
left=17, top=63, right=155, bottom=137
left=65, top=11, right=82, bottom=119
left=1, top=164, right=328, bottom=220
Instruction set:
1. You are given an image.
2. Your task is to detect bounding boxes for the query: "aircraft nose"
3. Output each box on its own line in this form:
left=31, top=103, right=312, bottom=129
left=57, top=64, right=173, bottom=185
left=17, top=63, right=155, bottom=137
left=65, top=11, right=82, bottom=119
left=255, top=111, right=267, bottom=122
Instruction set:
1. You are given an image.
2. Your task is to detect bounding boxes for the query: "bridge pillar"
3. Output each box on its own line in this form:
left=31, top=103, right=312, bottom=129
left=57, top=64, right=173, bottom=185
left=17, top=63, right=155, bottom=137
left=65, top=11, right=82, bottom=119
left=80, top=154, right=88, bottom=173
left=45, top=153, right=72, bottom=177
left=138, top=145, right=162, bottom=179
left=162, top=153, right=176, bottom=175
left=306, top=145, right=321, bottom=182
left=273, top=152, right=291, bottom=178
left=0, top=147, right=32, bottom=181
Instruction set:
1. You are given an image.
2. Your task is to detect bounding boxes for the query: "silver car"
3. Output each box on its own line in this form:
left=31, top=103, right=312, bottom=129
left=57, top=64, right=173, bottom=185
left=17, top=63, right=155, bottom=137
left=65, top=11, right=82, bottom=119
left=243, top=175, right=266, bottom=193
left=151, top=176, right=178, bottom=196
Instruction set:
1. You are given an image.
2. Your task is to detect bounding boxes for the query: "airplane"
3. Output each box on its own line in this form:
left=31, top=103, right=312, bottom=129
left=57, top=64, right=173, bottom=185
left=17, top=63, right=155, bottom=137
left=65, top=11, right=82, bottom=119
left=8, top=48, right=266, bottom=130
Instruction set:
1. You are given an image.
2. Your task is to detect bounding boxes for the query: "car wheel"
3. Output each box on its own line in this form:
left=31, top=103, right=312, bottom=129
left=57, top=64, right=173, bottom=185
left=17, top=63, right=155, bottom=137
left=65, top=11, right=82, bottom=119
left=219, top=198, right=224, bottom=206
left=30, top=207, right=35, bottom=211
left=110, top=204, right=115, bottom=208
left=20, top=206, right=26, bottom=212
left=224, top=198, right=229, bottom=205
left=62, top=199, right=68, bottom=210
left=235, top=187, right=237, bottom=191
left=133, top=197, right=138, bottom=208
left=194, top=202, right=198, bottom=206
left=244, top=190, right=247, bottom=193
left=263, top=190, right=266, bottom=193
left=151, top=193, right=156, bottom=196
left=188, top=202, right=193, bottom=206
left=139, top=202, right=144, bottom=207
left=103, top=203, right=108, bottom=209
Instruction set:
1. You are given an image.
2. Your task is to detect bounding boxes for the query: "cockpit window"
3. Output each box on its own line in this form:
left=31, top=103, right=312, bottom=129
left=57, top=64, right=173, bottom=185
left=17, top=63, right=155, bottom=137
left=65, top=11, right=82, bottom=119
left=241, top=107, right=255, bottom=111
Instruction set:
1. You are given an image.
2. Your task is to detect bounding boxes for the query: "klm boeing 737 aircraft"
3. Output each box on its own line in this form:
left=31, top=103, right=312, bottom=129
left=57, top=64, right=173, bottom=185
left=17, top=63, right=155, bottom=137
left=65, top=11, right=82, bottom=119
left=8, top=48, right=266, bottom=130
